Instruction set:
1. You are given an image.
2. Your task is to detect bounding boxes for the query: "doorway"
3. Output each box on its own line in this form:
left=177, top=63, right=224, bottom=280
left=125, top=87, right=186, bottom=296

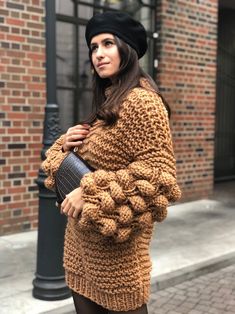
left=214, top=7, right=235, bottom=181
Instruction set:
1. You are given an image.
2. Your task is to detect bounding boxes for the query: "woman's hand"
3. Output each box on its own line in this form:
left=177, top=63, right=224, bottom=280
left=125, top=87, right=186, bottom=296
left=61, top=187, right=84, bottom=218
left=62, top=124, right=90, bottom=152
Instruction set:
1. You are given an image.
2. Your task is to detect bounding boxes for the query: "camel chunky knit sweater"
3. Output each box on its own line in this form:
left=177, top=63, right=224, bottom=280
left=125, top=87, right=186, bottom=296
left=42, top=78, right=181, bottom=311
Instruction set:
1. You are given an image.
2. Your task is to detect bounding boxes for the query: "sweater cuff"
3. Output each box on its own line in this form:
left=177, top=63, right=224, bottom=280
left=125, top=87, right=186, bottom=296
left=42, top=135, right=69, bottom=189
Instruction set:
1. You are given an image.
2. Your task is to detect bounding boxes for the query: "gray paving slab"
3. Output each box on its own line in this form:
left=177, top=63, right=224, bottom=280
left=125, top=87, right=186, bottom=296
left=151, top=199, right=235, bottom=279
left=0, top=231, right=73, bottom=314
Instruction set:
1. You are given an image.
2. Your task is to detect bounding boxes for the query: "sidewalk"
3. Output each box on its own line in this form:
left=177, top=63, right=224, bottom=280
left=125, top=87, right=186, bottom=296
left=1, top=182, right=235, bottom=314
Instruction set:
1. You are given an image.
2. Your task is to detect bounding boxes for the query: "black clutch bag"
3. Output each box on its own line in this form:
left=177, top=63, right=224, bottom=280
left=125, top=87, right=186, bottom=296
left=55, top=151, right=94, bottom=204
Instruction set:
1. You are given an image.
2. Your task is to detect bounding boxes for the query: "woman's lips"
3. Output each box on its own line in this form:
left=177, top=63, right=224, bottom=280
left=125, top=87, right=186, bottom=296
left=97, top=62, right=108, bottom=68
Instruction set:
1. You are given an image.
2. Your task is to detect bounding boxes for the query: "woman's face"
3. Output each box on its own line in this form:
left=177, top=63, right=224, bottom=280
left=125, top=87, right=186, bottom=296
left=90, top=33, right=121, bottom=80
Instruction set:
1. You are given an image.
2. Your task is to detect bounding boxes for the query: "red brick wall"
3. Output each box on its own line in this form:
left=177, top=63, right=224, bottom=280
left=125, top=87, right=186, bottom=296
left=0, top=0, right=219, bottom=235
left=156, top=0, right=218, bottom=200
left=0, top=0, right=45, bottom=234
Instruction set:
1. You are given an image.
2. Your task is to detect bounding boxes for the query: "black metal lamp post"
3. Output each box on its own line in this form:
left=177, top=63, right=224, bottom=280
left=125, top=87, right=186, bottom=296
left=32, top=0, right=71, bottom=300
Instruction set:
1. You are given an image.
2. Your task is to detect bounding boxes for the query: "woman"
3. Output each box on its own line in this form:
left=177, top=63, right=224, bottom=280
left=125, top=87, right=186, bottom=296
left=42, top=11, right=181, bottom=314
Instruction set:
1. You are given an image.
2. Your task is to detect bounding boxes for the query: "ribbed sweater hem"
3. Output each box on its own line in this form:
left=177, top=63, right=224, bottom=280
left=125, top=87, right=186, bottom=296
left=65, top=270, right=149, bottom=311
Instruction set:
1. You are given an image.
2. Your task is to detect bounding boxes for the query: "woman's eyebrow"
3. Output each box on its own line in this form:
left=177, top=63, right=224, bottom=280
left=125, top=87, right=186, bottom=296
left=90, top=42, right=97, bottom=48
left=90, top=37, right=114, bottom=46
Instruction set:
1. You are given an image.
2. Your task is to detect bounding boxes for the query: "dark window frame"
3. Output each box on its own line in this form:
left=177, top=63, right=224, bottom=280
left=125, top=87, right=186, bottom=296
left=56, top=0, right=157, bottom=130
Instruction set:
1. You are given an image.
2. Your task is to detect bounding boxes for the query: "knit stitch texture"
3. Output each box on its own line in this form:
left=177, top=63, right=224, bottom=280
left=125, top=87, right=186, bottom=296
left=42, top=78, right=181, bottom=311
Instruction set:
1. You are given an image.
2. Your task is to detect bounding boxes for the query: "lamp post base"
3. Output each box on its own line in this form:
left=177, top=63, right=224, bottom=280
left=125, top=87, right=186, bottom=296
left=32, top=275, right=71, bottom=301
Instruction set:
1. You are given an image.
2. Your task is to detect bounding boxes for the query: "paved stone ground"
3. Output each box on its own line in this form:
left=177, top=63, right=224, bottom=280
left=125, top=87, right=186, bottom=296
left=148, top=264, right=235, bottom=314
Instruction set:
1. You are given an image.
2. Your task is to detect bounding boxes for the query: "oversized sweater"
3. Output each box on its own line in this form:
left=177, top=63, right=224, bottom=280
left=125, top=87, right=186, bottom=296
left=42, top=78, right=181, bottom=311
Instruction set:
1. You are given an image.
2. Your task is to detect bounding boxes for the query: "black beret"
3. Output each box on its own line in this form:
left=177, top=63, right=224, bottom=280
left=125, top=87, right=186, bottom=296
left=85, top=11, right=148, bottom=59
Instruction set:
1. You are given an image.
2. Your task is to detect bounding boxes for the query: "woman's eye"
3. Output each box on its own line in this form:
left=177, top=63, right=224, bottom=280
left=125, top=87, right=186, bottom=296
left=91, top=45, right=97, bottom=52
left=105, top=41, right=113, bottom=47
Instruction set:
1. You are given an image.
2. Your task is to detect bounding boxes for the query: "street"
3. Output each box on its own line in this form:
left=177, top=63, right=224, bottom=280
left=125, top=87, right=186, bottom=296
left=148, top=264, right=235, bottom=314
left=1, top=188, right=235, bottom=314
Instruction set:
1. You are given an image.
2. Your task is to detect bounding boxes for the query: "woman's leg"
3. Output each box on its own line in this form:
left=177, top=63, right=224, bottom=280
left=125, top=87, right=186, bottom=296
left=72, top=290, right=109, bottom=314
left=109, top=304, right=148, bottom=314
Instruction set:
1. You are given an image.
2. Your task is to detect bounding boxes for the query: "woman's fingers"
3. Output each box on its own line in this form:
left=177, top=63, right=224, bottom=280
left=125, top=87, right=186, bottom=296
left=60, top=197, right=67, bottom=214
left=66, top=141, right=83, bottom=148
left=68, top=129, right=90, bottom=138
left=71, top=130, right=90, bottom=137
left=62, top=204, right=82, bottom=218
left=60, top=188, right=83, bottom=218
left=72, top=207, right=82, bottom=219
left=61, top=199, right=74, bottom=216
left=61, top=197, right=70, bottom=215
left=64, top=124, right=90, bottom=150
left=69, top=124, right=90, bottom=133
left=67, top=206, right=76, bottom=217
left=68, top=133, right=88, bottom=141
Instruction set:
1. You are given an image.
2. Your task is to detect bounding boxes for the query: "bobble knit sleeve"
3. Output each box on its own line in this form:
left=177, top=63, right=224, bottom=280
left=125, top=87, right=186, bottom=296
left=79, top=89, right=181, bottom=242
left=41, top=134, right=69, bottom=190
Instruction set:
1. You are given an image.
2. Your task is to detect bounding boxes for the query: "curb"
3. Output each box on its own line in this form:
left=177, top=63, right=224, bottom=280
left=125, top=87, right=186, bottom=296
left=151, top=251, right=235, bottom=291
left=41, top=251, right=235, bottom=314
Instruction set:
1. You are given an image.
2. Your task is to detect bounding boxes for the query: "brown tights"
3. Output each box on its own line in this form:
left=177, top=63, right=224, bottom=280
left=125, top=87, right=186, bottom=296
left=72, top=291, right=148, bottom=314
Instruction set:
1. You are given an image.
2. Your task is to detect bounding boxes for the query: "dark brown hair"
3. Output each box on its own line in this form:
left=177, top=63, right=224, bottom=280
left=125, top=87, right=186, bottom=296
left=86, top=36, right=170, bottom=126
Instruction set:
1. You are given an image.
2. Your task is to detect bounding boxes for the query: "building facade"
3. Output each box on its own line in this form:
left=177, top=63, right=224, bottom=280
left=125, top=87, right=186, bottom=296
left=0, top=0, right=234, bottom=235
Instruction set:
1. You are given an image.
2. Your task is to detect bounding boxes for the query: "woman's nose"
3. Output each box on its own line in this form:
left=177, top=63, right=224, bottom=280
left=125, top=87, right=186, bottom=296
left=96, top=46, right=104, bottom=58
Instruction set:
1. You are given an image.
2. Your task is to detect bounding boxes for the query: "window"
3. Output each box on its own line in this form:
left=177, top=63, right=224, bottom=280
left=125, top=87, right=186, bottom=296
left=56, top=0, right=156, bottom=132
